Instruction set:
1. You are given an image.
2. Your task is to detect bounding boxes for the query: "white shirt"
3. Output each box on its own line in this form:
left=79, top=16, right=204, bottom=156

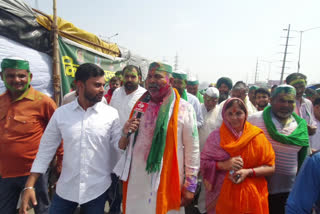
left=199, top=103, right=220, bottom=151
left=187, top=92, right=204, bottom=127
left=310, top=119, right=320, bottom=150
left=110, top=85, right=146, bottom=127
left=31, top=99, right=122, bottom=204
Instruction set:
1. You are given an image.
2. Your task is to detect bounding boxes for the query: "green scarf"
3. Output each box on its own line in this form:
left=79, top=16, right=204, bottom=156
left=180, top=89, right=188, bottom=101
left=263, top=106, right=309, bottom=168
left=196, top=91, right=204, bottom=103
left=145, top=88, right=175, bottom=173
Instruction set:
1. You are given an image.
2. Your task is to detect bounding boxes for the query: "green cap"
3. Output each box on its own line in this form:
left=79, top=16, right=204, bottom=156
left=172, top=70, right=188, bottom=80
left=187, top=73, right=199, bottom=85
left=271, top=84, right=296, bottom=98
left=1, top=58, right=29, bottom=71
left=249, top=85, right=259, bottom=91
left=148, top=62, right=172, bottom=73
left=187, top=80, right=199, bottom=85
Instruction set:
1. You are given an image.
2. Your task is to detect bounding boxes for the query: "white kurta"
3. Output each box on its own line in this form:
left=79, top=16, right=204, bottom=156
left=110, top=85, right=146, bottom=127
left=199, top=103, right=220, bottom=151
left=187, top=92, right=204, bottom=128
left=310, top=119, right=320, bottom=150
left=125, top=97, right=200, bottom=214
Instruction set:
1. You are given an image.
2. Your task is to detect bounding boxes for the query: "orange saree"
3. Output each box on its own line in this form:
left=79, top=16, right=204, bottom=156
left=215, top=121, right=275, bottom=214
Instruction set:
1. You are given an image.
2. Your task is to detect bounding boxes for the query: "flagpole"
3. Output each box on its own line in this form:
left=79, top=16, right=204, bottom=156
left=52, top=0, right=61, bottom=105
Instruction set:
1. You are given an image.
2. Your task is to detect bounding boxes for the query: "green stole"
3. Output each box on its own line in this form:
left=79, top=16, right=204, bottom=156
left=196, top=91, right=204, bottom=103
left=263, top=106, right=309, bottom=168
left=181, top=89, right=188, bottom=101
left=145, top=88, right=175, bottom=173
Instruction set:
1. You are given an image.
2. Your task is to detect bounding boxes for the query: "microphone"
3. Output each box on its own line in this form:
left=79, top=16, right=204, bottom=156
left=127, top=94, right=151, bottom=138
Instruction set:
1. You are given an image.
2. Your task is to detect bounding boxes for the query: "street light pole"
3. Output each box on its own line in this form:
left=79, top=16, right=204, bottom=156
left=296, top=26, right=320, bottom=73
left=107, top=33, right=119, bottom=42
left=280, top=24, right=290, bottom=84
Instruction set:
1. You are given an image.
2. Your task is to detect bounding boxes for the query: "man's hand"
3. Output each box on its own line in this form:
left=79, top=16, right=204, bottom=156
left=123, top=117, right=141, bottom=135
left=180, top=187, right=195, bottom=207
left=19, top=188, right=37, bottom=214
left=307, top=125, right=317, bottom=136
left=218, top=156, right=243, bottom=171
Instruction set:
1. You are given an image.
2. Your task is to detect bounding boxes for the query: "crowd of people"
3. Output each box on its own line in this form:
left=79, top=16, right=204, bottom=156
left=0, top=56, right=320, bottom=214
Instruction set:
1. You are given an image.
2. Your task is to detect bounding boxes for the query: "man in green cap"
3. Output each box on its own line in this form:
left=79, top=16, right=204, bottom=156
left=172, top=70, right=203, bottom=127
left=286, top=73, right=317, bottom=135
left=114, top=62, right=200, bottom=214
left=0, top=57, right=62, bottom=214
left=187, top=74, right=204, bottom=104
left=248, top=84, right=309, bottom=214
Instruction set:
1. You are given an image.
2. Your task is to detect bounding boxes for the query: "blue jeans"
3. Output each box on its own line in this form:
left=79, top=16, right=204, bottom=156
left=0, top=172, right=50, bottom=214
left=49, top=190, right=108, bottom=214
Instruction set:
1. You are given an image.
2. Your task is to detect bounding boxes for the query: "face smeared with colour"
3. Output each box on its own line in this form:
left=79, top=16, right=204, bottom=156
left=123, top=68, right=139, bottom=92
left=292, top=82, right=305, bottom=99
left=271, top=93, right=296, bottom=120
left=225, top=102, right=246, bottom=132
left=146, top=69, right=171, bottom=100
left=1, top=68, right=32, bottom=93
left=172, top=78, right=186, bottom=95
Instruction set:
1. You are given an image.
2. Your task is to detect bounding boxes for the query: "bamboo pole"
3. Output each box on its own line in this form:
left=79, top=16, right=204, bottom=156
left=52, top=0, right=61, bottom=105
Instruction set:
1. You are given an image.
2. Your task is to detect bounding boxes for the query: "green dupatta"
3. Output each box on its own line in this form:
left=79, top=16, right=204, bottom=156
left=263, top=106, right=309, bottom=168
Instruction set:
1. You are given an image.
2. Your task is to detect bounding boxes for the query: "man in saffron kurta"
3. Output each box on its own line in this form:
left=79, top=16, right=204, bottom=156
left=114, top=62, right=200, bottom=214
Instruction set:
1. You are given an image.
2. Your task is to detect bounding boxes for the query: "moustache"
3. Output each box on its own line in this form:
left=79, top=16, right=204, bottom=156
left=148, top=83, right=160, bottom=89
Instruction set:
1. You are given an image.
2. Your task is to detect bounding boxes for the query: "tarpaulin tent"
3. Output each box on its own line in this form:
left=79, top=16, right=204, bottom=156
left=0, top=0, right=151, bottom=100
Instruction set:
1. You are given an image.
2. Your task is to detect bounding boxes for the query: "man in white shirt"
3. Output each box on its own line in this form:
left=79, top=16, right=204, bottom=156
left=310, top=97, right=320, bottom=152
left=19, top=63, right=139, bottom=214
left=197, top=87, right=220, bottom=214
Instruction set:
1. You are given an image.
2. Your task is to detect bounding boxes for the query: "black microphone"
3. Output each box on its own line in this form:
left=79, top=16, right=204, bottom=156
left=127, top=94, right=151, bottom=138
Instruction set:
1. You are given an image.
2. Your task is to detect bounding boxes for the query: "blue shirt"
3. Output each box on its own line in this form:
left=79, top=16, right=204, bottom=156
left=286, top=151, right=320, bottom=214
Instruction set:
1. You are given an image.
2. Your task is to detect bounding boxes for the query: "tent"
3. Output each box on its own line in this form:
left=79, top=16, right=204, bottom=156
left=0, top=0, right=150, bottom=100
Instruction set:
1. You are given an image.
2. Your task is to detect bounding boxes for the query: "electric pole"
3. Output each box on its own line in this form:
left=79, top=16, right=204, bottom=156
left=280, top=24, right=290, bottom=84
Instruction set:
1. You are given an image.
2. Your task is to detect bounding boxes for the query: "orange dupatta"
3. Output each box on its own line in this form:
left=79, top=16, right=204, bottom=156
left=215, top=121, right=275, bottom=214
left=122, top=89, right=181, bottom=214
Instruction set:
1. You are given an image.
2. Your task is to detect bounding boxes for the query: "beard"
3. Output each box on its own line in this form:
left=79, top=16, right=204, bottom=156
left=124, top=81, right=138, bottom=92
left=257, top=102, right=268, bottom=109
left=84, top=88, right=103, bottom=104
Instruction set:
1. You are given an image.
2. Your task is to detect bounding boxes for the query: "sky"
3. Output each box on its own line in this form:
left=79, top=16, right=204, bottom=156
left=24, top=0, right=320, bottom=86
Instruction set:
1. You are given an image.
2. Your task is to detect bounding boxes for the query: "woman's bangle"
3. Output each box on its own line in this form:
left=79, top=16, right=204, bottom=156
left=22, top=187, right=35, bottom=192
left=251, top=168, right=256, bottom=177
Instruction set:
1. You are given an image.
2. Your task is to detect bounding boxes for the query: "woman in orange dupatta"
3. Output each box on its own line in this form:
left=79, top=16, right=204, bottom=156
left=201, top=98, right=275, bottom=214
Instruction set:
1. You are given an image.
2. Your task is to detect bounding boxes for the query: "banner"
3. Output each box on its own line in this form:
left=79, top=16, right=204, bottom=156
left=59, top=37, right=127, bottom=95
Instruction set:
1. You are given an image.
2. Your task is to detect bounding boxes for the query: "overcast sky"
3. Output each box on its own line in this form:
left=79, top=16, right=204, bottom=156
left=24, top=0, right=320, bottom=86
